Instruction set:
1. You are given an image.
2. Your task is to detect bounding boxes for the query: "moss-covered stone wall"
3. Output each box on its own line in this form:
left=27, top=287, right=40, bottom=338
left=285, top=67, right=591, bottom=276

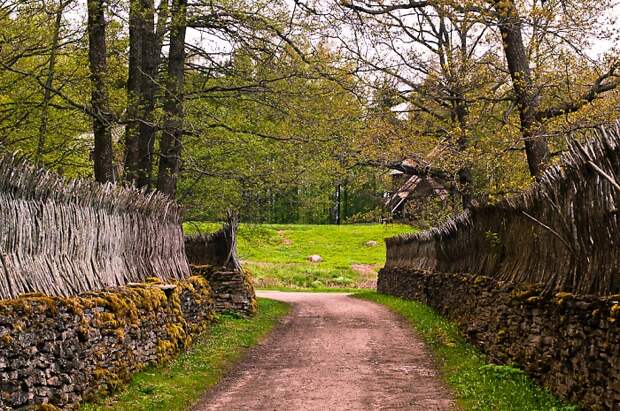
left=0, top=276, right=215, bottom=410
left=191, top=265, right=256, bottom=316
left=378, top=268, right=620, bottom=411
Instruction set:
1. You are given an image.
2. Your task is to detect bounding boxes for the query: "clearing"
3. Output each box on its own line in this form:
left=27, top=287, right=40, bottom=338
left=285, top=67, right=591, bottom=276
left=184, top=223, right=414, bottom=289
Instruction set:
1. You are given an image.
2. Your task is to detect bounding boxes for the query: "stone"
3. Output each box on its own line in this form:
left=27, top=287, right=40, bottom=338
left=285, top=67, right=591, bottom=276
left=365, top=240, right=378, bottom=247
left=0, top=275, right=221, bottom=410
left=308, top=255, right=323, bottom=263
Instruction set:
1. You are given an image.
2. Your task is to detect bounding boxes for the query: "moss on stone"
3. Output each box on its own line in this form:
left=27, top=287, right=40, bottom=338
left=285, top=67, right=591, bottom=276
left=0, top=272, right=227, bottom=409
left=610, top=304, right=619, bottom=322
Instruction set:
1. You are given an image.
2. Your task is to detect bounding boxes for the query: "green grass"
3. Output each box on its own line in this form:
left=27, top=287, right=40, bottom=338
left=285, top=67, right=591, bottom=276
left=184, top=223, right=414, bottom=289
left=354, top=292, right=577, bottom=411
left=81, top=298, right=289, bottom=411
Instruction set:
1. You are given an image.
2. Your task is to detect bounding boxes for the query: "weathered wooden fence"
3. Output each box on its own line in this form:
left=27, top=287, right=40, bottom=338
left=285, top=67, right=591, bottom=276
left=0, top=155, right=190, bottom=299
left=184, top=212, right=241, bottom=270
left=385, top=124, right=620, bottom=295
left=185, top=214, right=256, bottom=315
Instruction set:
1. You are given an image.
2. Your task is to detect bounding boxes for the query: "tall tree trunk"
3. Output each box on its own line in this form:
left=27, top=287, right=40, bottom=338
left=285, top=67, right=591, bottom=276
left=137, top=0, right=157, bottom=188
left=157, top=0, right=186, bottom=197
left=36, top=0, right=66, bottom=166
left=453, top=90, right=474, bottom=208
left=494, top=0, right=549, bottom=177
left=125, top=0, right=158, bottom=188
left=124, top=0, right=142, bottom=184
left=86, top=0, right=114, bottom=183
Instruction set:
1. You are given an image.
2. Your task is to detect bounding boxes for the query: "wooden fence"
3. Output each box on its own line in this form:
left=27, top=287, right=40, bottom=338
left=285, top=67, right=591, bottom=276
left=0, top=155, right=190, bottom=299
left=385, top=124, right=620, bottom=296
left=184, top=212, right=241, bottom=270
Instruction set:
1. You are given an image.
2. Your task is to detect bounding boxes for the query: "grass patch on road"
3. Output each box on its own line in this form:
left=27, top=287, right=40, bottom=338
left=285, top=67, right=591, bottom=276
left=81, top=298, right=289, bottom=411
left=184, top=223, right=414, bottom=289
left=354, top=292, right=577, bottom=411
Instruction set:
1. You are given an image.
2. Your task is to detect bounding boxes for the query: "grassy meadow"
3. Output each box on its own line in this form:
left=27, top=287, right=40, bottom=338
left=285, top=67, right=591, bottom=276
left=183, top=223, right=415, bottom=289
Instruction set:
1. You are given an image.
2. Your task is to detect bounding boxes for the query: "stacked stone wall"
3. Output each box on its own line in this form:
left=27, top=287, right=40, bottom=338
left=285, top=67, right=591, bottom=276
left=378, top=268, right=620, bottom=410
left=191, top=265, right=256, bottom=315
left=0, top=276, right=215, bottom=410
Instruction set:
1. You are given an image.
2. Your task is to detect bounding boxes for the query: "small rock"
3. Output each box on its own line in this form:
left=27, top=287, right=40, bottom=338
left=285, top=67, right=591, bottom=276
left=308, top=255, right=323, bottom=263
left=365, top=240, right=378, bottom=247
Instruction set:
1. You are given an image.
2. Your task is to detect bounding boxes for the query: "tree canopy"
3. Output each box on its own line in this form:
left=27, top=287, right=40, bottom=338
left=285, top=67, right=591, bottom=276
left=0, top=0, right=618, bottom=223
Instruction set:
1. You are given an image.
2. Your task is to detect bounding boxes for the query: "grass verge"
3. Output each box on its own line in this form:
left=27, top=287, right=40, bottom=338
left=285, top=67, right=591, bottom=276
left=354, top=292, right=577, bottom=411
left=81, top=298, right=289, bottom=411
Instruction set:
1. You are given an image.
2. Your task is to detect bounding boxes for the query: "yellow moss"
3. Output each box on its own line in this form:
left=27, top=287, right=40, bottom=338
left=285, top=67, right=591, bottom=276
left=555, top=292, right=574, bottom=299
left=12, top=320, right=24, bottom=332
left=166, top=322, right=187, bottom=346
left=132, top=286, right=167, bottom=313
left=92, top=368, right=109, bottom=380
left=19, top=292, right=46, bottom=298
left=474, top=275, right=487, bottom=285
left=97, top=312, right=115, bottom=322
left=62, top=297, right=85, bottom=316
left=24, top=296, right=59, bottom=316
left=31, top=405, right=62, bottom=411
left=610, top=304, right=620, bottom=322
left=101, top=293, right=131, bottom=315
left=1, top=334, right=13, bottom=344
left=554, top=292, right=574, bottom=307
left=512, top=289, right=537, bottom=300
left=156, top=339, right=174, bottom=360
left=114, top=327, right=126, bottom=340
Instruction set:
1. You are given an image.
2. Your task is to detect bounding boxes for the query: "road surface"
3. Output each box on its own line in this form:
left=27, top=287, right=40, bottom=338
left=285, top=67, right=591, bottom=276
left=194, top=291, right=454, bottom=411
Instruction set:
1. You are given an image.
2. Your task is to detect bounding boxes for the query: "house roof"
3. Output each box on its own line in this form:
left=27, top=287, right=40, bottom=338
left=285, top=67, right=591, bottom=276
left=386, top=152, right=450, bottom=213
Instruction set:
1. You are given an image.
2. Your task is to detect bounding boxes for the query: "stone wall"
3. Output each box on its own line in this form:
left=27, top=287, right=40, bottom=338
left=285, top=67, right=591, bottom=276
left=378, top=268, right=620, bottom=411
left=192, top=265, right=256, bottom=316
left=0, top=276, right=215, bottom=410
left=184, top=215, right=256, bottom=316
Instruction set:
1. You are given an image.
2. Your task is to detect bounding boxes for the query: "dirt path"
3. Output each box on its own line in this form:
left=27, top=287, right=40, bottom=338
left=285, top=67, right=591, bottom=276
left=194, top=291, right=455, bottom=411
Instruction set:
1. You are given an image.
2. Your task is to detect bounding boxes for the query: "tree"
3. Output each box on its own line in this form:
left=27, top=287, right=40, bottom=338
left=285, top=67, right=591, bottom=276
left=157, top=0, right=186, bottom=196
left=125, top=0, right=167, bottom=188
left=36, top=0, right=71, bottom=165
left=86, top=0, right=115, bottom=182
left=299, top=0, right=620, bottom=182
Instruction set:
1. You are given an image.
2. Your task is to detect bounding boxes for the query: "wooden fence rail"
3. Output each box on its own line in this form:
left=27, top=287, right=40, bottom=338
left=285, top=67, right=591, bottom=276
left=0, top=155, right=190, bottom=299
left=385, top=124, right=620, bottom=296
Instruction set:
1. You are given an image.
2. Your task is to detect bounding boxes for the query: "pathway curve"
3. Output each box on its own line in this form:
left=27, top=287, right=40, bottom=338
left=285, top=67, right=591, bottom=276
left=194, top=291, right=455, bottom=411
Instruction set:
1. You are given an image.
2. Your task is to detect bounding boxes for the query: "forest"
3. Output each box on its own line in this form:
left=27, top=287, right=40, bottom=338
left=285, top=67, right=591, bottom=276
left=1, top=0, right=619, bottom=223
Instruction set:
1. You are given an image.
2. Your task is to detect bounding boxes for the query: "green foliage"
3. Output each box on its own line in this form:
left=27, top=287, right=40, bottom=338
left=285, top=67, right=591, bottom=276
left=354, top=292, right=578, bottom=411
left=178, top=44, right=378, bottom=223
left=81, top=298, right=289, bottom=411
left=184, top=222, right=414, bottom=289
left=1, top=0, right=619, bottom=223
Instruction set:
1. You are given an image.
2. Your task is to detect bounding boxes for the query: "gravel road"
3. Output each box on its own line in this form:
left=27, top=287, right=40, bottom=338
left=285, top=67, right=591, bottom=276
left=194, top=291, right=454, bottom=411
